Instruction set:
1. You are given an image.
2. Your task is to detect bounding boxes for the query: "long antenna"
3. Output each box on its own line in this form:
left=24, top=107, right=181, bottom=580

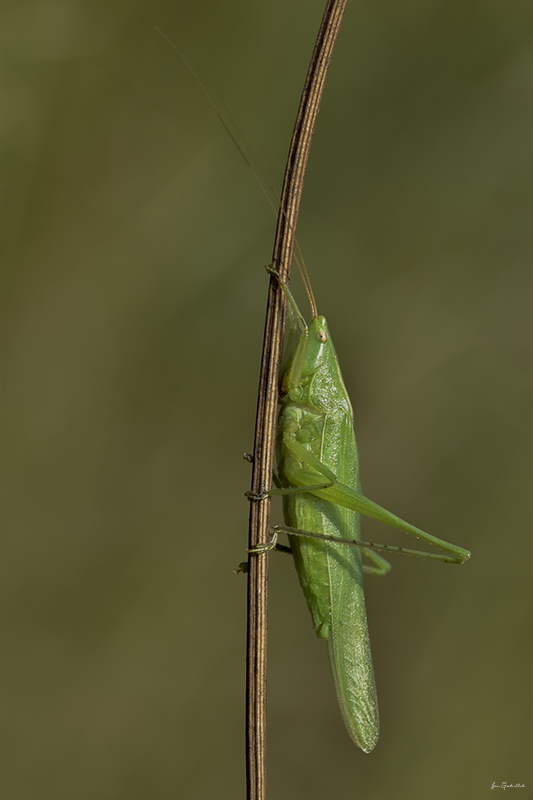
left=154, top=25, right=318, bottom=318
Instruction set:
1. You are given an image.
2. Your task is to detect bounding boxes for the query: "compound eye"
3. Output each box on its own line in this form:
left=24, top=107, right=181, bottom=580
left=316, top=328, right=327, bottom=343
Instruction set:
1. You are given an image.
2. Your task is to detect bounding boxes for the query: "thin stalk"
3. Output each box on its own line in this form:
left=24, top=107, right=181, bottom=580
left=246, top=2, right=348, bottom=798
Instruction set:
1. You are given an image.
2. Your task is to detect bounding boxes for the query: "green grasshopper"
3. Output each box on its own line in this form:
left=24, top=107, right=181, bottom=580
left=155, top=26, right=471, bottom=750
left=250, top=265, right=470, bottom=753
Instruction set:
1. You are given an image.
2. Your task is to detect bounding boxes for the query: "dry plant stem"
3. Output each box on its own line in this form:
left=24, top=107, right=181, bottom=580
left=246, top=2, right=348, bottom=798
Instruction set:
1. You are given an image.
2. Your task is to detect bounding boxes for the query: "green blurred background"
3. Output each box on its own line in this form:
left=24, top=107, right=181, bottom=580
left=2, top=1, right=532, bottom=798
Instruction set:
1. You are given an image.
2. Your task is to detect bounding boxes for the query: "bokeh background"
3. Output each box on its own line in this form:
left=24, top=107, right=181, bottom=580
left=2, top=1, right=532, bottom=798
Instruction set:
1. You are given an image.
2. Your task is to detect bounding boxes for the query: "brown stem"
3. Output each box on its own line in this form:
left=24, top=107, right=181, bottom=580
left=246, top=2, right=348, bottom=797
